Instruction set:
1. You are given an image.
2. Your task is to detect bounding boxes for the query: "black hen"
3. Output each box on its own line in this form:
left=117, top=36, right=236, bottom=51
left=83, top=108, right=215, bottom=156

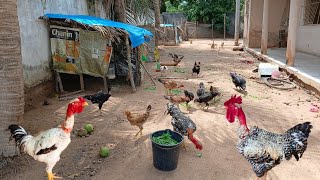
left=197, top=82, right=205, bottom=97
left=192, top=62, right=201, bottom=76
left=184, top=90, right=194, bottom=105
left=83, top=87, right=111, bottom=111
left=230, top=72, right=246, bottom=91
left=194, top=86, right=220, bottom=109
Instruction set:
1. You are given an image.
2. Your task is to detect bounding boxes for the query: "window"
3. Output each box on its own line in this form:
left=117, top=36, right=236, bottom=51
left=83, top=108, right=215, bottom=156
left=304, top=0, right=320, bottom=25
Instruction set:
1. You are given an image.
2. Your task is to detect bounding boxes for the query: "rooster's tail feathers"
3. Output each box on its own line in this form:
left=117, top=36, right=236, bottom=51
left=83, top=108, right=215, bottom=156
left=285, top=122, right=312, bottom=161
left=286, top=122, right=313, bottom=138
left=8, top=124, right=29, bottom=148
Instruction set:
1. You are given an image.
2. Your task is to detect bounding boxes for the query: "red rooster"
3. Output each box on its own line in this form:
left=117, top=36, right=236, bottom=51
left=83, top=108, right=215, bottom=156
left=8, top=97, right=88, bottom=180
left=224, top=95, right=312, bottom=180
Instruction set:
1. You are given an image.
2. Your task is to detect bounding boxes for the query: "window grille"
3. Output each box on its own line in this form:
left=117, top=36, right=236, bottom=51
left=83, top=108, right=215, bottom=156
left=304, top=0, right=320, bottom=25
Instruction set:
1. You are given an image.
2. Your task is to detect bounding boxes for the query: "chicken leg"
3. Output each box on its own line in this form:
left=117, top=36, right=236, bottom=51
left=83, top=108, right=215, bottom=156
left=46, top=163, right=61, bottom=180
left=134, top=126, right=143, bottom=137
left=182, top=140, right=188, bottom=151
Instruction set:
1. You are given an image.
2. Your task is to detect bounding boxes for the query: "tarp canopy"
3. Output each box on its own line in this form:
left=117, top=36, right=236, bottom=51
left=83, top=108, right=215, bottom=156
left=43, top=14, right=153, bottom=48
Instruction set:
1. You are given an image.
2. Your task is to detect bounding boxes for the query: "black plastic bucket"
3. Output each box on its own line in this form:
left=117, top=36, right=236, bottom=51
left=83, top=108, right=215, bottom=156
left=151, top=129, right=184, bottom=171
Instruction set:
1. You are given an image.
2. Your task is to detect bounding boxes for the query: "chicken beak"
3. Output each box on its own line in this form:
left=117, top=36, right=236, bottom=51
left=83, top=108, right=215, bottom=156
left=83, top=102, right=89, bottom=106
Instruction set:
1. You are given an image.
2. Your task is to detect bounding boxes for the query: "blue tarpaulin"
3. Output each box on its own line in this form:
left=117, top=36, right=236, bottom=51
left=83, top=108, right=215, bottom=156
left=43, top=14, right=153, bottom=48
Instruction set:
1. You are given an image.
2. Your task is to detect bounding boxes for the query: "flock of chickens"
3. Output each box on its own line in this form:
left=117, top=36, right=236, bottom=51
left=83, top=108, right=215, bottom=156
left=7, top=55, right=313, bottom=180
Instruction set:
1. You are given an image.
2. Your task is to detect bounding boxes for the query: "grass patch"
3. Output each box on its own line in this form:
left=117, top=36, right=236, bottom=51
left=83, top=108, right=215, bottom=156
left=144, top=86, right=157, bottom=92
left=174, top=68, right=187, bottom=73
left=170, top=89, right=182, bottom=95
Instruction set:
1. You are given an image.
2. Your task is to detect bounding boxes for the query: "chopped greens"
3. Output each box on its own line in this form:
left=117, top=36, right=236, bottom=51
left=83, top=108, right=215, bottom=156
left=152, top=132, right=178, bottom=145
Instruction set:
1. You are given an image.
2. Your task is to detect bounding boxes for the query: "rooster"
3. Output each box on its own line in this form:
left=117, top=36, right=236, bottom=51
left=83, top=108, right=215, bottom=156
left=165, top=103, right=202, bottom=150
left=224, top=95, right=313, bottom=180
left=158, top=78, right=184, bottom=95
left=83, top=87, right=111, bottom=114
left=124, top=105, right=152, bottom=137
left=8, top=97, right=88, bottom=180
left=230, top=72, right=246, bottom=91
left=192, top=62, right=201, bottom=77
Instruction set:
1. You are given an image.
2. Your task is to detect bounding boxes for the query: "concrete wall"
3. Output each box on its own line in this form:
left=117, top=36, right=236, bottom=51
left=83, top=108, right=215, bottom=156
left=297, top=0, right=320, bottom=56
left=17, top=0, right=89, bottom=88
left=247, top=0, right=289, bottom=48
left=297, top=25, right=320, bottom=56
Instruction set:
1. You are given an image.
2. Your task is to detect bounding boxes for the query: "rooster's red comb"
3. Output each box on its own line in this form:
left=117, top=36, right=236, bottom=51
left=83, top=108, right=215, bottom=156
left=224, top=95, right=242, bottom=107
left=77, top=97, right=86, bottom=102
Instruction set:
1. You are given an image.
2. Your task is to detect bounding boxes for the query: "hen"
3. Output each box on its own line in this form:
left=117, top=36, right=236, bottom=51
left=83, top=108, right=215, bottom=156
left=224, top=95, right=313, bottom=180
left=165, top=103, right=202, bottom=150
left=194, top=86, right=220, bottom=110
left=83, top=87, right=111, bottom=113
left=192, top=61, right=201, bottom=76
left=124, top=105, right=152, bottom=137
left=158, top=78, right=184, bottom=95
left=8, top=97, right=88, bottom=180
left=230, top=72, right=246, bottom=91
left=164, top=90, right=194, bottom=110
left=196, top=82, right=205, bottom=97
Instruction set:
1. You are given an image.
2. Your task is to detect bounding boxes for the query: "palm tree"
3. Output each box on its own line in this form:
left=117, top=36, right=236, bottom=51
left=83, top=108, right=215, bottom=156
left=0, top=0, right=25, bottom=156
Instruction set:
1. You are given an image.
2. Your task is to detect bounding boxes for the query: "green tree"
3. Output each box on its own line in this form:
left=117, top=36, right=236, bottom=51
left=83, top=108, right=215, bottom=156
left=165, top=0, right=244, bottom=31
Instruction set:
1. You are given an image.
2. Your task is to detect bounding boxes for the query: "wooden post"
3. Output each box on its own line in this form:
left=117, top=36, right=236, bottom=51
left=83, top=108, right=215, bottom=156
left=224, top=14, right=226, bottom=40
left=286, top=0, right=302, bottom=66
left=243, top=0, right=248, bottom=46
left=103, top=77, right=108, bottom=92
left=80, top=74, right=84, bottom=91
left=125, top=35, right=136, bottom=92
left=261, top=0, right=269, bottom=55
left=235, top=0, right=241, bottom=45
left=56, top=71, right=64, bottom=93
left=196, top=21, right=198, bottom=39
left=212, top=20, right=214, bottom=39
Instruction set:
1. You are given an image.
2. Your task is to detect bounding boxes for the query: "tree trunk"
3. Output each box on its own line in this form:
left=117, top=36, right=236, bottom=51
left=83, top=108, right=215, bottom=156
left=154, top=0, right=161, bottom=47
left=0, top=0, right=25, bottom=156
left=114, top=0, right=126, bottom=23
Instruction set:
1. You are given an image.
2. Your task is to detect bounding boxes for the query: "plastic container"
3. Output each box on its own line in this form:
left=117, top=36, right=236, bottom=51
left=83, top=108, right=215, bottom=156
left=151, top=129, right=183, bottom=171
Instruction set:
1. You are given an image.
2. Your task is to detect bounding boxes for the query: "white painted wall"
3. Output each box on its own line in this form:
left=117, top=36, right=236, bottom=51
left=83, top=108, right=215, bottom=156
left=17, top=0, right=89, bottom=87
left=297, top=25, right=320, bottom=56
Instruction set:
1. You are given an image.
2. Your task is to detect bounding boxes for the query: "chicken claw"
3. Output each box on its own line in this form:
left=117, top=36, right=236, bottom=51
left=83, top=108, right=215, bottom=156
left=48, top=172, right=61, bottom=180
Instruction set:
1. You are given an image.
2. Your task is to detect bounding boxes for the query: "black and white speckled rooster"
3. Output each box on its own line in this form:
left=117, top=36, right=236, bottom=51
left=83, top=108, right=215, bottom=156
left=224, top=95, right=312, bottom=180
left=165, top=103, right=202, bottom=150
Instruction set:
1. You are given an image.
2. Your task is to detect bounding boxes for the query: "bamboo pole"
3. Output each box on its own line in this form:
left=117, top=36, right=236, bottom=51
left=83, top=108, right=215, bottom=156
left=125, top=35, right=136, bottom=92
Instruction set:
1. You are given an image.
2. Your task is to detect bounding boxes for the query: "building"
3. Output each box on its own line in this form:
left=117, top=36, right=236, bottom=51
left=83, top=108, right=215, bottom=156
left=243, top=0, right=320, bottom=92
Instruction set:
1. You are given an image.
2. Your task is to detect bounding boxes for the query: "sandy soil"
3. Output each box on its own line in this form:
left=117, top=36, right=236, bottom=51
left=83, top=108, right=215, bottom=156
left=1, top=39, right=320, bottom=180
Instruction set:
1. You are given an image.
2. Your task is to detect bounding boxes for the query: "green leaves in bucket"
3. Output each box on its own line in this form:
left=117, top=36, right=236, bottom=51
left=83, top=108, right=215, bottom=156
left=152, top=132, right=178, bottom=145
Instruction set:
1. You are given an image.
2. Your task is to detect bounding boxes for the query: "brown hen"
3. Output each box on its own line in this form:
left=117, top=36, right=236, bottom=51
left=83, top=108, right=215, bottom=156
left=158, top=78, right=184, bottom=95
left=124, top=105, right=152, bottom=137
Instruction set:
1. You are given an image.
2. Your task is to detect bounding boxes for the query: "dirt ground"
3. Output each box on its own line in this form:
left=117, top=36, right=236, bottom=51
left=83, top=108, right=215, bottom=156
left=1, top=39, right=320, bottom=180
